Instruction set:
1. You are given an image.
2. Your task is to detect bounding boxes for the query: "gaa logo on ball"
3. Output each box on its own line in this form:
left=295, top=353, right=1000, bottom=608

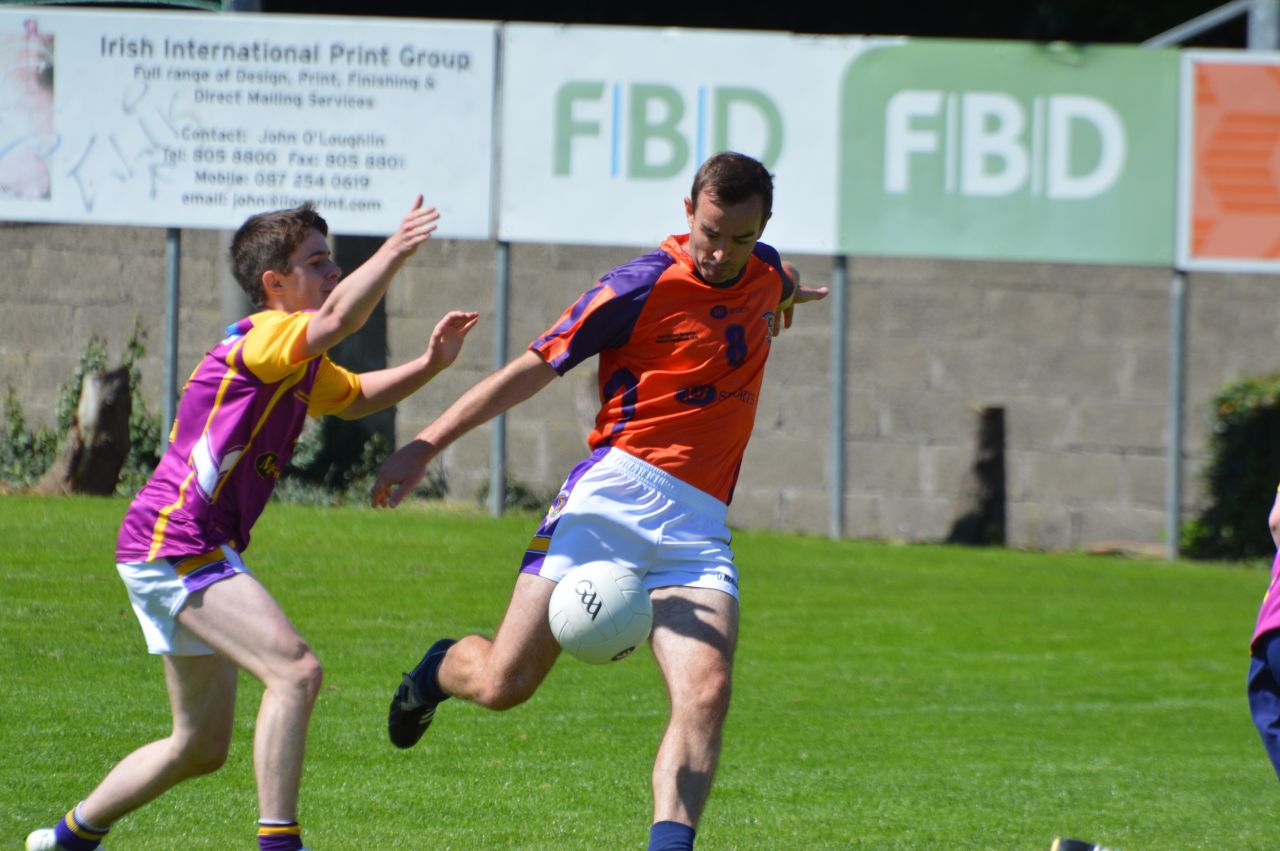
left=548, top=561, right=653, bottom=664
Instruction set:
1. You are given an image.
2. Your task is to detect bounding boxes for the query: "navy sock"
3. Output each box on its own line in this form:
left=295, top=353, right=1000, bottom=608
left=52, top=804, right=108, bottom=851
left=648, top=820, right=695, bottom=851
left=410, top=638, right=456, bottom=703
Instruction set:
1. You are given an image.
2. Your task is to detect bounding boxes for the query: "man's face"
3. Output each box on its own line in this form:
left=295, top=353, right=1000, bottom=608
left=264, top=229, right=341, bottom=312
left=683, top=189, right=769, bottom=284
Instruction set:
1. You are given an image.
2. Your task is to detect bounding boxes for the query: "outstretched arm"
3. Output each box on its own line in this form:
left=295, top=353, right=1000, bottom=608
left=773, top=260, right=830, bottom=336
left=371, top=349, right=559, bottom=508
left=338, top=310, right=479, bottom=420
left=304, top=195, right=441, bottom=357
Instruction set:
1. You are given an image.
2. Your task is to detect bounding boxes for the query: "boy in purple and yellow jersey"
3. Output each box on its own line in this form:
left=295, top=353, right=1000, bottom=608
left=26, top=197, right=477, bottom=851
left=373, top=152, right=827, bottom=851
left=1248, top=485, right=1280, bottom=781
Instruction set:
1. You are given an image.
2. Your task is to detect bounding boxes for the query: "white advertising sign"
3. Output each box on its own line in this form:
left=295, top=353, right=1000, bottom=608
left=499, top=23, right=879, bottom=253
left=0, top=8, right=496, bottom=237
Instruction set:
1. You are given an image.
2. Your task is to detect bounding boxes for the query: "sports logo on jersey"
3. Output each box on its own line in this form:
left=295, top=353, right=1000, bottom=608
left=762, top=310, right=778, bottom=340
left=546, top=491, right=569, bottom=520
left=719, top=388, right=757, bottom=405
left=676, top=384, right=716, bottom=405
left=255, top=452, right=282, bottom=480
left=710, top=305, right=747, bottom=320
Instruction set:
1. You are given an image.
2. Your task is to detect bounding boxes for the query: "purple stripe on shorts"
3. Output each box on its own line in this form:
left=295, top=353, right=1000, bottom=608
left=181, top=559, right=239, bottom=594
left=519, top=542, right=549, bottom=573
left=519, top=448, right=611, bottom=576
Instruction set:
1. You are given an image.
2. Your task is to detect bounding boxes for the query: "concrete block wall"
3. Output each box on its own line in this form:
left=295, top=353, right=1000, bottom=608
left=3, top=220, right=1278, bottom=551
left=0, top=222, right=225, bottom=430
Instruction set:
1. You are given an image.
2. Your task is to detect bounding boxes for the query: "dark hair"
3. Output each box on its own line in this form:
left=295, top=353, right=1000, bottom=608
left=229, top=203, right=328, bottom=308
left=689, top=152, right=773, bottom=221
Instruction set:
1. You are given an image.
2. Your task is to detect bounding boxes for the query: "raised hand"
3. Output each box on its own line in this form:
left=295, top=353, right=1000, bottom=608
left=387, top=194, right=442, bottom=259
left=425, top=310, right=480, bottom=371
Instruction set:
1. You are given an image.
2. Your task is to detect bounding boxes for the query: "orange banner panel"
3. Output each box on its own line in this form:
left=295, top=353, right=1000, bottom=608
left=1190, top=62, right=1280, bottom=262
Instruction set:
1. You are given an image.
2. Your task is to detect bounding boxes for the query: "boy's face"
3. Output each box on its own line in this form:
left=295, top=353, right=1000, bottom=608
left=262, top=229, right=341, bottom=312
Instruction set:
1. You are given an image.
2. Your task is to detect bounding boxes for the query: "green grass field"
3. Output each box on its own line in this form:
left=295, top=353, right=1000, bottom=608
left=1, top=493, right=1275, bottom=849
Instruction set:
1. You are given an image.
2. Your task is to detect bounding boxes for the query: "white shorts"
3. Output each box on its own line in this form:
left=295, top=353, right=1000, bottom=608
left=519, top=447, right=739, bottom=599
left=116, top=545, right=250, bottom=655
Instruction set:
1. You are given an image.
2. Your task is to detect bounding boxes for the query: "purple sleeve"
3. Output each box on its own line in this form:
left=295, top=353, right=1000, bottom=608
left=753, top=242, right=792, bottom=303
left=531, top=250, right=672, bottom=374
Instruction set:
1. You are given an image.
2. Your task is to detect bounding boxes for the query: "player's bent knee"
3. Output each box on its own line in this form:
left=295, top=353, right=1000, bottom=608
left=296, top=653, right=324, bottom=702
left=675, top=671, right=732, bottom=719
left=184, top=748, right=229, bottom=777
left=269, top=648, right=323, bottom=704
left=473, top=672, right=540, bottom=710
left=474, top=683, right=531, bottom=711
left=172, top=735, right=231, bottom=777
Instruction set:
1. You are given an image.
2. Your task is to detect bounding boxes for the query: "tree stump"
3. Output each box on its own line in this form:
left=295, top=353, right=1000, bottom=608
left=34, top=367, right=132, bottom=496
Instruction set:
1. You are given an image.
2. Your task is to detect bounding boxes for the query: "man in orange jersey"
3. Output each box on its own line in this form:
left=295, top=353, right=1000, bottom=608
left=374, top=152, right=826, bottom=851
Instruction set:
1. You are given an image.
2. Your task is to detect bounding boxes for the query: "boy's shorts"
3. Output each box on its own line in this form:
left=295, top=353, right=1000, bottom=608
left=1248, top=628, right=1280, bottom=781
left=519, top=447, right=740, bottom=599
left=116, top=545, right=250, bottom=656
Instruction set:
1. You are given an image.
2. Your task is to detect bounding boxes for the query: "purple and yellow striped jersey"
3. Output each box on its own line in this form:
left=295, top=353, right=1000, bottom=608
left=116, top=311, right=360, bottom=562
left=530, top=234, right=793, bottom=504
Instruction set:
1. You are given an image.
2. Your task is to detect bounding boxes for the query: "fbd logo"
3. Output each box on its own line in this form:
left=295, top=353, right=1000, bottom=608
left=886, top=91, right=1126, bottom=199
left=554, top=81, right=783, bottom=178
left=837, top=40, right=1177, bottom=265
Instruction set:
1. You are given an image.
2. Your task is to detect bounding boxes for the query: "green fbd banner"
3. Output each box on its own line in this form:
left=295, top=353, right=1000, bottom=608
left=838, top=40, right=1178, bottom=265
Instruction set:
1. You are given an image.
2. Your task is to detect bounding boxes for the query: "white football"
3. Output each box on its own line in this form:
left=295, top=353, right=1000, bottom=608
left=548, top=561, right=653, bottom=664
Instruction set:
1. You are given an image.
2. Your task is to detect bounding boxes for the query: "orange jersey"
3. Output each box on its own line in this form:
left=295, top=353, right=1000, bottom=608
left=530, top=234, right=794, bottom=503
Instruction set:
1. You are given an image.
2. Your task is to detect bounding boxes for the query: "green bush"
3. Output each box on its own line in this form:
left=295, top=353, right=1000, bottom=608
left=116, top=318, right=163, bottom=496
left=0, top=392, right=60, bottom=488
left=276, top=426, right=447, bottom=506
left=1182, top=372, right=1280, bottom=560
left=477, top=473, right=557, bottom=513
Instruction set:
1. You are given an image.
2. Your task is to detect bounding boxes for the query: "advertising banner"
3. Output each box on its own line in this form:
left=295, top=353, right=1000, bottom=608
left=0, top=11, right=1188, bottom=264
left=1177, top=50, right=1280, bottom=274
left=0, top=8, right=496, bottom=237
left=838, top=40, right=1179, bottom=265
left=499, top=23, right=881, bottom=253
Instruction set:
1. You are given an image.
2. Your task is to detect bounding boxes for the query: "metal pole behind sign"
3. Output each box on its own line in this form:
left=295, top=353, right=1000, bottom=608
left=163, top=228, right=181, bottom=432
left=487, top=27, right=508, bottom=518
left=828, top=256, right=848, bottom=540
left=1147, top=2, right=1275, bottom=559
left=1165, top=271, right=1188, bottom=560
left=488, top=241, right=510, bottom=517
left=1142, top=0, right=1250, bottom=46
left=1250, top=0, right=1280, bottom=48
